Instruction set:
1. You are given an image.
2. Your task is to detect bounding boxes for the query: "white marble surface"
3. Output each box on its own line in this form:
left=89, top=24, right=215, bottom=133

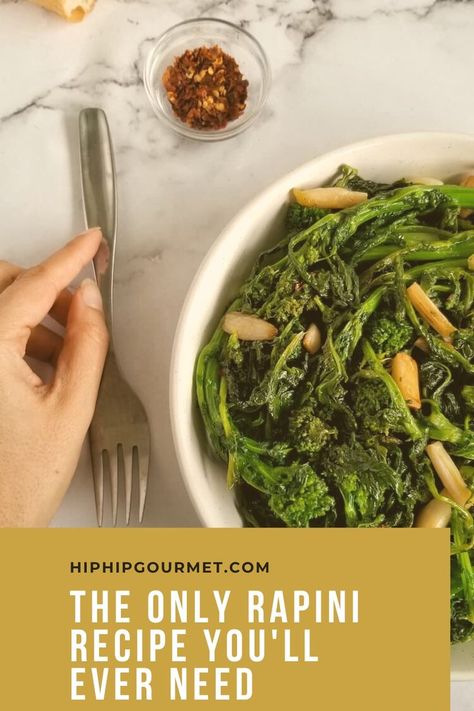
left=0, top=0, right=473, bottom=701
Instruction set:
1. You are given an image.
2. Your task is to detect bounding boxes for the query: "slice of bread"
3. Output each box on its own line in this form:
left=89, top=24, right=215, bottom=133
left=29, top=0, right=96, bottom=22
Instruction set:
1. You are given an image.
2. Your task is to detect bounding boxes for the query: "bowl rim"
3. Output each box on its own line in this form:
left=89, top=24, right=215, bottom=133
left=170, top=131, right=474, bottom=677
left=170, top=129, right=474, bottom=528
left=169, top=131, right=474, bottom=681
left=143, top=17, right=271, bottom=142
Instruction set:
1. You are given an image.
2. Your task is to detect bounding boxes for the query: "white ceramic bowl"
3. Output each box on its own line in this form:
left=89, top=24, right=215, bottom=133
left=170, top=132, right=474, bottom=678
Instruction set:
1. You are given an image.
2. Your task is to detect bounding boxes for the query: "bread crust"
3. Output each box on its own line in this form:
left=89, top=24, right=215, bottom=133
left=29, top=0, right=96, bottom=22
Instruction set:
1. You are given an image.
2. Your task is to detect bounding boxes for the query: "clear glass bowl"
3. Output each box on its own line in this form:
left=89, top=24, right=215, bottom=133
left=143, top=18, right=271, bottom=142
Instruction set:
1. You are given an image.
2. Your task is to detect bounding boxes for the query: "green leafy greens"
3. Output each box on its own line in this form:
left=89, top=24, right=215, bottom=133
left=196, top=166, right=474, bottom=644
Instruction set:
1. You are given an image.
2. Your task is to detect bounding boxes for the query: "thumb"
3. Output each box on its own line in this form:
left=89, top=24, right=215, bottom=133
left=54, top=278, right=109, bottom=421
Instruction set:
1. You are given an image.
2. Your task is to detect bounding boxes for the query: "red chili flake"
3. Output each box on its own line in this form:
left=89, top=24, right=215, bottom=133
left=162, top=45, right=249, bottom=130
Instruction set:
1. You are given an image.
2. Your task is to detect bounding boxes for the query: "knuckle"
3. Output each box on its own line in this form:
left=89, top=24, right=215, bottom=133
left=0, top=260, right=13, bottom=273
left=18, top=264, right=43, bottom=280
left=0, top=261, right=20, bottom=284
left=18, top=265, right=59, bottom=296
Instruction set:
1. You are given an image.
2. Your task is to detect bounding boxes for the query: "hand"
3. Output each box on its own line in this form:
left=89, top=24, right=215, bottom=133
left=0, top=229, right=109, bottom=527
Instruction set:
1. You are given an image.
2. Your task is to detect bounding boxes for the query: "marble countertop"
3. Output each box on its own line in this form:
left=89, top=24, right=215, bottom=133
left=0, top=0, right=473, bottom=701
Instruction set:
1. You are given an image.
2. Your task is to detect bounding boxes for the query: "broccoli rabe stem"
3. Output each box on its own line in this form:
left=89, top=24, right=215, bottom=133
left=422, top=401, right=474, bottom=460
left=195, top=325, right=228, bottom=460
left=404, top=233, right=474, bottom=261
left=360, top=234, right=474, bottom=295
left=361, top=339, right=422, bottom=441
left=440, top=184, right=474, bottom=208
left=403, top=291, right=474, bottom=374
left=267, top=331, right=304, bottom=419
left=357, top=226, right=466, bottom=262
left=315, top=287, right=385, bottom=404
left=406, top=260, right=469, bottom=279
left=218, top=374, right=334, bottom=527
left=452, top=511, right=474, bottom=624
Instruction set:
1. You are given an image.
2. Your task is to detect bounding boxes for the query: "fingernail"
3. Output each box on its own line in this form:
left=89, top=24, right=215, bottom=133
left=80, top=278, right=103, bottom=310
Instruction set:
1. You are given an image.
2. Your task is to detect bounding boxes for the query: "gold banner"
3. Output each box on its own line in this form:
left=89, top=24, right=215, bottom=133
left=0, top=529, right=449, bottom=709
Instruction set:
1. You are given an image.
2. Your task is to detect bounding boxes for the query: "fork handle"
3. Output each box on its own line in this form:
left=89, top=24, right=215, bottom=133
left=79, top=108, right=117, bottom=347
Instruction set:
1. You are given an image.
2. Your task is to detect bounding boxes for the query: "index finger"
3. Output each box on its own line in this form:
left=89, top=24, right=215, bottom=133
left=0, top=228, right=102, bottom=345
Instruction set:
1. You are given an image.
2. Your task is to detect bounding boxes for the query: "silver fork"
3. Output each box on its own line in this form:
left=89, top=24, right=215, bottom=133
left=79, top=108, right=150, bottom=526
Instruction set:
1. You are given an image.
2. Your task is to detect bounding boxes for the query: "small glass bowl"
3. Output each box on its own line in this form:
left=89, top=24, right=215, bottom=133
left=143, top=18, right=271, bottom=142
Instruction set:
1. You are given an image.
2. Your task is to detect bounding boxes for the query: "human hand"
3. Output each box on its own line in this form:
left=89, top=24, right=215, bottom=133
left=0, top=228, right=109, bottom=527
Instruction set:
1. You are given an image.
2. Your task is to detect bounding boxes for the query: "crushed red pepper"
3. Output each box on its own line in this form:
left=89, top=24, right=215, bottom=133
left=162, top=45, right=248, bottom=130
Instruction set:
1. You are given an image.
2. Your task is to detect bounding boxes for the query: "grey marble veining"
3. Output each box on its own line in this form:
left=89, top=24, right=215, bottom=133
left=0, top=0, right=473, bottom=503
